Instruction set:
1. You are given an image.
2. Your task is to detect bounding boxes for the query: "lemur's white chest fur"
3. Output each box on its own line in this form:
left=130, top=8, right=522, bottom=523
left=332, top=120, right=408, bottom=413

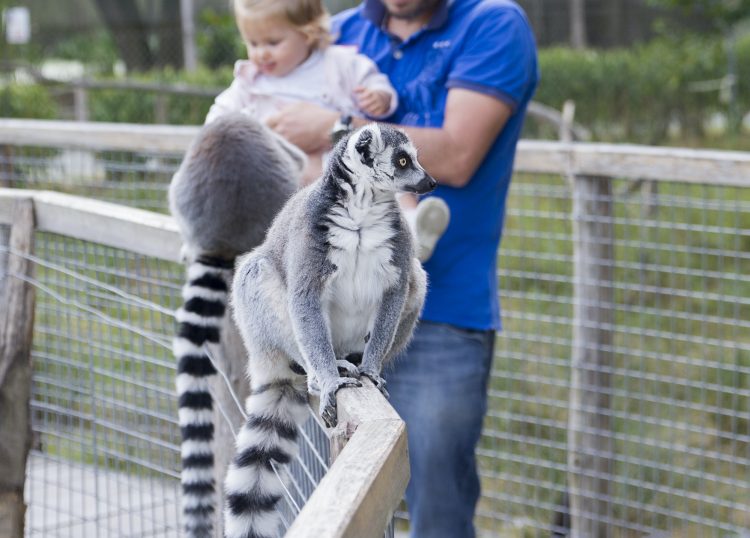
left=323, top=188, right=401, bottom=356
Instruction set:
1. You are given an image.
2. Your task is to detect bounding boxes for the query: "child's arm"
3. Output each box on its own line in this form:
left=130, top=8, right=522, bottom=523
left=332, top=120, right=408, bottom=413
left=347, top=52, right=399, bottom=119
left=205, top=62, right=256, bottom=124
left=353, top=87, right=393, bottom=118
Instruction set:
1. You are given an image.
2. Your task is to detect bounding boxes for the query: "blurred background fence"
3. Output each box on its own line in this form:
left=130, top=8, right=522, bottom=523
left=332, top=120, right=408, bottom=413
left=1, top=120, right=748, bottom=536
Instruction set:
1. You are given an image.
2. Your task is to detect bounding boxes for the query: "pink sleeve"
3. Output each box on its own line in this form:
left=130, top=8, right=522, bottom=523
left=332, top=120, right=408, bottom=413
left=204, top=79, right=251, bottom=125
left=347, top=53, right=399, bottom=119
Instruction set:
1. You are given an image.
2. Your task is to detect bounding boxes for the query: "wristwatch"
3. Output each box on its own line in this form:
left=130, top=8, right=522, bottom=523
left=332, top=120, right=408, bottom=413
left=330, top=114, right=353, bottom=145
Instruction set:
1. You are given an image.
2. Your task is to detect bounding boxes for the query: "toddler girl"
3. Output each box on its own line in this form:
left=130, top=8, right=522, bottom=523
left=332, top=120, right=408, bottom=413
left=207, top=0, right=449, bottom=260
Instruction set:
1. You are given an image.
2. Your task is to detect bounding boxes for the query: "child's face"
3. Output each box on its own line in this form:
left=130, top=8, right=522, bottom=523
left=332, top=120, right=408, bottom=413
left=239, top=16, right=312, bottom=77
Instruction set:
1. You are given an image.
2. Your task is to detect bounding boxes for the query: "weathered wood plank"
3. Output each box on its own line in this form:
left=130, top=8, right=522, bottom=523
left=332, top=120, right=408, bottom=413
left=515, top=141, right=750, bottom=186
left=286, top=416, right=408, bottom=538
left=0, top=119, right=199, bottom=154
left=1, top=120, right=749, bottom=186
left=0, top=190, right=181, bottom=262
left=567, top=175, right=614, bottom=538
left=0, top=198, right=36, bottom=538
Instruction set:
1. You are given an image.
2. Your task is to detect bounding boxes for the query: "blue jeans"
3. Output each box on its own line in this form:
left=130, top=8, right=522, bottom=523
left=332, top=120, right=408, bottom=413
left=384, top=321, right=495, bottom=538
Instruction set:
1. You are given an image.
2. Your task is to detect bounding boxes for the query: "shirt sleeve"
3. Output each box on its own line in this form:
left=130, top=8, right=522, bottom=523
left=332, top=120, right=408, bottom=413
left=204, top=62, right=257, bottom=125
left=447, top=4, right=538, bottom=111
left=204, top=80, right=246, bottom=124
left=346, top=52, right=399, bottom=119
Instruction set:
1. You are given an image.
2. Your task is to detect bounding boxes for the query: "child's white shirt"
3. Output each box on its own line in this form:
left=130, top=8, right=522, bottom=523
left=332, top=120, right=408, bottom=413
left=205, top=45, right=399, bottom=125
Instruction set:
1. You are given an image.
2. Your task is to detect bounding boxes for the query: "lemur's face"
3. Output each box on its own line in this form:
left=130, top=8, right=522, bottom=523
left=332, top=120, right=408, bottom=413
left=345, top=124, right=436, bottom=195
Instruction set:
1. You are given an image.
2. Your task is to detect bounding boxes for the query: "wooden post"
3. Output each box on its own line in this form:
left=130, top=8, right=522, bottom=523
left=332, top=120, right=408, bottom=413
left=567, top=174, right=614, bottom=538
left=73, top=86, right=89, bottom=122
left=208, top=302, right=250, bottom=538
left=155, top=94, right=169, bottom=125
left=0, top=198, right=36, bottom=538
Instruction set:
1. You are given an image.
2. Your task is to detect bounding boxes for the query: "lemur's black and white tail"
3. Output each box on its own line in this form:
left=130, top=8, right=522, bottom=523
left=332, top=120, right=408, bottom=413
left=224, top=378, right=308, bottom=538
left=174, top=255, right=233, bottom=538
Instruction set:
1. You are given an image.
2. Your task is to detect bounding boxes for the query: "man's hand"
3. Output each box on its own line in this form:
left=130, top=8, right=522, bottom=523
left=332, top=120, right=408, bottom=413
left=354, top=87, right=392, bottom=118
left=266, top=102, right=339, bottom=154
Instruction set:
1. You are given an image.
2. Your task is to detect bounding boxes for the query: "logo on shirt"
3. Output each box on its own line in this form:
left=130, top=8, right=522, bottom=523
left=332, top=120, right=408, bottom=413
left=432, top=40, right=451, bottom=49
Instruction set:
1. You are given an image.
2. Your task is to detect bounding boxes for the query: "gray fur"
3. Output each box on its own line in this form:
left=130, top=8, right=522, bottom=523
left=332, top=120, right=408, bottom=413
left=169, top=114, right=305, bottom=261
left=233, top=123, right=432, bottom=425
left=168, top=114, right=304, bottom=538
left=225, top=123, right=431, bottom=537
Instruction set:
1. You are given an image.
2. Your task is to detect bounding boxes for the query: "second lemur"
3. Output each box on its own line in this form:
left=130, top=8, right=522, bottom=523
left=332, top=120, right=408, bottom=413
left=169, top=115, right=305, bottom=538
left=225, top=124, right=432, bottom=538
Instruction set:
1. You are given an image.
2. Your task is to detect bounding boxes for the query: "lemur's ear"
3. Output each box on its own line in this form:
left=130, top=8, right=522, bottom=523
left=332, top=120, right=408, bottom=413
left=355, top=128, right=374, bottom=167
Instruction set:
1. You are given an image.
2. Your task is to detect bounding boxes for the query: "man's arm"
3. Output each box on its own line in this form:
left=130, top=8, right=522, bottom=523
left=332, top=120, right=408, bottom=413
left=266, top=88, right=512, bottom=188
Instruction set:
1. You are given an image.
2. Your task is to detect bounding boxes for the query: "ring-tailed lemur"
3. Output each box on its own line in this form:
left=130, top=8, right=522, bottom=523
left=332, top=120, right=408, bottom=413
left=168, top=114, right=305, bottom=538
left=225, top=123, right=432, bottom=538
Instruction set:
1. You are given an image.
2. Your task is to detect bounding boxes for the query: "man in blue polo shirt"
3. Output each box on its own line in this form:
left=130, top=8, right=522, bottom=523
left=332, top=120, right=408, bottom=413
left=268, top=1, right=538, bottom=535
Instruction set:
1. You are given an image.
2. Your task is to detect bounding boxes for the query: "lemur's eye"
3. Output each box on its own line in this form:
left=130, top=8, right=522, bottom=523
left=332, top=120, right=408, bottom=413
left=398, top=156, right=408, bottom=168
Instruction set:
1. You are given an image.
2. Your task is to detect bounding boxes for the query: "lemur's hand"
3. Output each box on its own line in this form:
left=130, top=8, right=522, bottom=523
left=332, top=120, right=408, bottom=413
left=319, top=377, right=362, bottom=428
left=336, top=359, right=361, bottom=378
left=358, top=368, right=389, bottom=399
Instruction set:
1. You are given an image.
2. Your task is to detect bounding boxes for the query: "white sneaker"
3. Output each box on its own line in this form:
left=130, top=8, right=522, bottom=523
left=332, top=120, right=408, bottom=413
left=415, top=197, right=450, bottom=262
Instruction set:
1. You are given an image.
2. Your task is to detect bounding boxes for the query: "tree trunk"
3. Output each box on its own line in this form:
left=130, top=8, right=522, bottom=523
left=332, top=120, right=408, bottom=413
left=570, top=0, right=587, bottom=49
left=94, top=0, right=154, bottom=71
left=156, top=0, right=185, bottom=69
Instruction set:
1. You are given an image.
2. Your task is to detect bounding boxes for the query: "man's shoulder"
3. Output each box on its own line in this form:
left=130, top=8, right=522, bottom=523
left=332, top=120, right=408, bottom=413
left=331, top=5, right=368, bottom=37
left=453, top=0, right=530, bottom=27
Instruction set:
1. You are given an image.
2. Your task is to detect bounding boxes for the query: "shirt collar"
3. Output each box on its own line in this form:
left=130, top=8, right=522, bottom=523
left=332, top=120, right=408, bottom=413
left=362, top=0, right=450, bottom=32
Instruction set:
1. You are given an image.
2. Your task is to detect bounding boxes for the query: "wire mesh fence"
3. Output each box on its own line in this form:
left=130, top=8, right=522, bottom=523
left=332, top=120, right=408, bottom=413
left=486, top=176, right=750, bottom=536
left=2, top=132, right=749, bottom=536
left=5, top=230, right=342, bottom=537
left=0, top=211, right=340, bottom=536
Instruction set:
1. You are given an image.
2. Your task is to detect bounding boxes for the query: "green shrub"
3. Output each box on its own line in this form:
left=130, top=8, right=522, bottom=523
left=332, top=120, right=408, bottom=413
left=50, top=30, right=119, bottom=75
left=535, top=35, right=730, bottom=142
left=87, top=66, right=234, bottom=125
left=196, top=8, right=246, bottom=69
left=0, top=83, right=57, bottom=119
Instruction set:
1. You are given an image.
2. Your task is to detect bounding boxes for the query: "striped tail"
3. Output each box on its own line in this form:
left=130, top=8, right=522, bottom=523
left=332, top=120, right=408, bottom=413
left=224, top=378, right=309, bottom=538
left=174, top=255, right=233, bottom=537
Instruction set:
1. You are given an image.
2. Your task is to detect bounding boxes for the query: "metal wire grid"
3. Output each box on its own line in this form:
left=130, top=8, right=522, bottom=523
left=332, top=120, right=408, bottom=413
left=7, top=142, right=749, bottom=536
left=483, top=174, right=750, bottom=537
left=1, top=145, right=178, bottom=212
left=12, top=230, right=333, bottom=537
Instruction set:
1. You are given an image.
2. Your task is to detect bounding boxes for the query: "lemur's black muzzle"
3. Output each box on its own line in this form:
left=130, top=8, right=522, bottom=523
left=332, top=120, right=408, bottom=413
left=407, top=173, right=437, bottom=195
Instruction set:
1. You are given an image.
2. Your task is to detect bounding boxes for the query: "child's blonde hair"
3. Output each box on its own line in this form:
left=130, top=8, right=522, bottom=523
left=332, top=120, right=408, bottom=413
left=234, top=0, right=331, bottom=50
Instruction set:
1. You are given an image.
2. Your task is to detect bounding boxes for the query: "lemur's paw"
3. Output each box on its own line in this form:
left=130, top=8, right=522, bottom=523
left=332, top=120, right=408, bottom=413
left=358, top=369, right=389, bottom=399
left=336, top=359, right=361, bottom=378
left=307, top=377, right=321, bottom=396
left=319, top=377, right=361, bottom=428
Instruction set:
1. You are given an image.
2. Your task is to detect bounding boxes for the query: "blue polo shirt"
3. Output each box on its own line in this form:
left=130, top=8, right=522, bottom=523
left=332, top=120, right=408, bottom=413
left=334, top=0, right=538, bottom=331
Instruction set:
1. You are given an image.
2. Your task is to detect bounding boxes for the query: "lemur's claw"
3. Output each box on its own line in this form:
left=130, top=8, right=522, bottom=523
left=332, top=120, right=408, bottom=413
left=359, top=369, right=389, bottom=399
left=319, top=377, right=361, bottom=428
left=336, top=359, right=361, bottom=378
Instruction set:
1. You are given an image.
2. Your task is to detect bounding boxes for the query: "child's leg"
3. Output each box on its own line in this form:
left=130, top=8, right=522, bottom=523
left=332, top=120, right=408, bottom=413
left=398, top=194, right=450, bottom=262
left=398, top=193, right=419, bottom=233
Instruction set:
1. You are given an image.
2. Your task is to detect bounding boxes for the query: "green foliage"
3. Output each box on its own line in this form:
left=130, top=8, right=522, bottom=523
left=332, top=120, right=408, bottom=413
left=649, top=0, right=750, bottom=29
left=0, top=83, right=57, bottom=119
left=534, top=34, right=748, bottom=143
left=196, top=8, right=246, bottom=69
left=6, top=32, right=750, bottom=143
left=49, top=30, right=119, bottom=74
left=87, top=66, right=234, bottom=124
